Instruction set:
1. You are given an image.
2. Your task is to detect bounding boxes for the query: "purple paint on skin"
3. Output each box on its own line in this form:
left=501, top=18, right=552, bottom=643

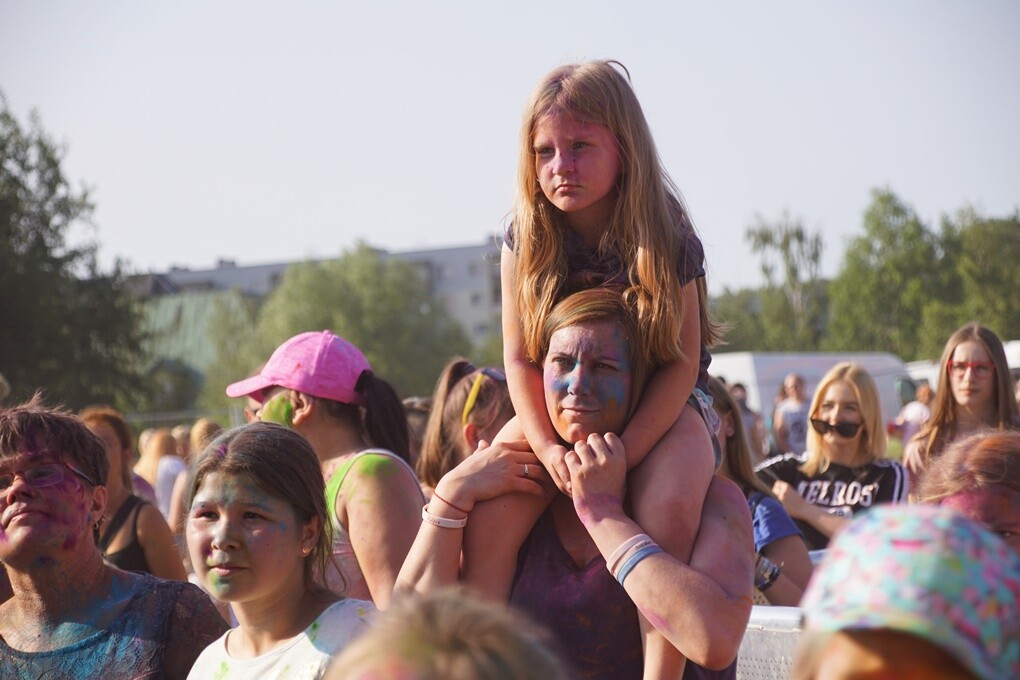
left=573, top=492, right=622, bottom=524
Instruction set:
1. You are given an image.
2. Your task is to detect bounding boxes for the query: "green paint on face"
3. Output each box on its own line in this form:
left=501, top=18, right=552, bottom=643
left=259, top=392, right=293, bottom=427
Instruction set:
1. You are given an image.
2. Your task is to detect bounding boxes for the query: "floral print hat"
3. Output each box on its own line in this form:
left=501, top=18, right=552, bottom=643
left=801, top=504, right=1020, bottom=680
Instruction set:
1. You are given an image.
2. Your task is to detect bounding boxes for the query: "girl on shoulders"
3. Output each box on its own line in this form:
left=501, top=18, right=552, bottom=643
left=756, top=363, right=909, bottom=551
left=185, top=422, right=373, bottom=680
left=466, top=59, right=723, bottom=675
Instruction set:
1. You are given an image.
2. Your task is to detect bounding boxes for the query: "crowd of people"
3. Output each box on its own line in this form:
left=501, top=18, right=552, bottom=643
left=2, top=59, right=1018, bottom=679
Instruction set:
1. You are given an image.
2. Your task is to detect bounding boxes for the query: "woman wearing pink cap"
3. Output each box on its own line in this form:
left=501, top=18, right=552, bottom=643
left=226, top=330, right=424, bottom=609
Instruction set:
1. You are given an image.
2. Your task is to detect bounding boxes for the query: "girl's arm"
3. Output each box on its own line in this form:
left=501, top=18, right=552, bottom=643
left=394, top=439, right=546, bottom=597
left=341, top=455, right=425, bottom=609
left=619, top=280, right=700, bottom=469
left=136, top=503, right=189, bottom=581
left=568, top=433, right=753, bottom=670
left=500, top=245, right=571, bottom=490
left=772, top=480, right=848, bottom=539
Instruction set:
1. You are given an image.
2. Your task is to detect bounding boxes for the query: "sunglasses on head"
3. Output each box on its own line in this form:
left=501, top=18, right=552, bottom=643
left=810, top=418, right=862, bottom=438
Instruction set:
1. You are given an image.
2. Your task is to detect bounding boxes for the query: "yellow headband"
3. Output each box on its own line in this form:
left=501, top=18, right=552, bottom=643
left=462, top=371, right=487, bottom=425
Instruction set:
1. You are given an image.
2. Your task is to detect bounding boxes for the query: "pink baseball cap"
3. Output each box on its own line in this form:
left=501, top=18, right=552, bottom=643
left=225, top=330, right=371, bottom=405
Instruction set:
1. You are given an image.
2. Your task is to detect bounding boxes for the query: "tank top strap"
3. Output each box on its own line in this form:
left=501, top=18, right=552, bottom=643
left=325, top=449, right=409, bottom=529
left=99, top=494, right=143, bottom=552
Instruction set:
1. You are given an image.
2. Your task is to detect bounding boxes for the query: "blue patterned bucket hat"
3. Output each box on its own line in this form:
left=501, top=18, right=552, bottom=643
left=801, top=504, right=1020, bottom=680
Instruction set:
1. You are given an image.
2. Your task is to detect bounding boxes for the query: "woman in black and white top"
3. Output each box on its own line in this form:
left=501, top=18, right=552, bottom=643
left=756, top=362, right=909, bottom=550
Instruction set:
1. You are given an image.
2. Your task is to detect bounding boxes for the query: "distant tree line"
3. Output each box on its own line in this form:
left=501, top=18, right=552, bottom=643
left=714, top=189, right=1020, bottom=360
left=3, top=95, right=1016, bottom=415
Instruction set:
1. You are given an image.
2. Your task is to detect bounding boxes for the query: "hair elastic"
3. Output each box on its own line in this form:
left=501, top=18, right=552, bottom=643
left=606, top=534, right=652, bottom=575
left=421, top=505, right=468, bottom=529
left=432, top=491, right=470, bottom=515
left=616, top=544, right=663, bottom=586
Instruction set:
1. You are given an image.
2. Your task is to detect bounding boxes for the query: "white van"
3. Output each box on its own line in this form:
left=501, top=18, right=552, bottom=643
left=709, top=351, right=916, bottom=428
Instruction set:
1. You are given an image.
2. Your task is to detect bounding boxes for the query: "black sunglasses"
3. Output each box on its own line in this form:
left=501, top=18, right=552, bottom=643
left=810, top=418, right=862, bottom=438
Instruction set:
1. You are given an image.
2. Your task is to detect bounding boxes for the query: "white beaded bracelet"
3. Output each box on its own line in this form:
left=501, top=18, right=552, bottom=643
left=421, top=505, right=468, bottom=529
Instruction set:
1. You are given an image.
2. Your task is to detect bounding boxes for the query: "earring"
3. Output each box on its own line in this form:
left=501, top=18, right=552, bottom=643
left=302, top=546, right=311, bottom=555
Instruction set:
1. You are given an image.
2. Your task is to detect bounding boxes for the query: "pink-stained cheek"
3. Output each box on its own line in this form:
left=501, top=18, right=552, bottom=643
left=940, top=486, right=1020, bottom=533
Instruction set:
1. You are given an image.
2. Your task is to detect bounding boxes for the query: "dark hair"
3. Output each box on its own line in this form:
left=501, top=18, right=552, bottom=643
left=79, top=405, right=135, bottom=488
left=318, top=371, right=411, bottom=463
left=184, top=422, right=342, bottom=592
left=417, top=359, right=514, bottom=489
left=0, top=393, right=109, bottom=494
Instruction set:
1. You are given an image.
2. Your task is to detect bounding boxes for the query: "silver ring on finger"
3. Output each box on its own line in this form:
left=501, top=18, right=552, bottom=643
left=523, top=463, right=530, bottom=478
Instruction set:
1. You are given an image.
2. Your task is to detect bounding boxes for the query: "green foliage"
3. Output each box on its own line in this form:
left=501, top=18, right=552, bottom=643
left=252, top=243, right=472, bottom=397
left=825, top=189, right=1018, bottom=361
left=953, top=208, right=1020, bottom=341
left=825, top=189, right=946, bottom=360
left=473, top=331, right=505, bottom=370
left=0, top=93, right=147, bottom=409
left=196, top=291, right=261, bottom=411
left=744, top=211, right=827, bottom=350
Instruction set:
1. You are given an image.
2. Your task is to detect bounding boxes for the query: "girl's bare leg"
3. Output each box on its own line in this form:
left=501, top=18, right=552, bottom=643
left=629, top=404, right=715, bottom=678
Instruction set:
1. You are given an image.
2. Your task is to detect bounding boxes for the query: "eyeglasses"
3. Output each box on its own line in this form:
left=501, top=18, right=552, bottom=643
left=462, top=368, right=507, bottom=425
left=810, top=419, right=862, bottom=439
left=0, top=462, right=98, bottom=493
left=947, top=361, right=994, bottom=379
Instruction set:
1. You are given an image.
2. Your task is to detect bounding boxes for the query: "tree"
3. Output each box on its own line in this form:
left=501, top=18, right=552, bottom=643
left=195, top=291, right=262, bottom=412
left=953, top=208, right=1020, bottom=342
left=745, top=211, right=827, bottom=350
left=710, top=287, right=768, bottom=352
left=0, top=93, right=147, bottom=409
left=825, top=189, right=956, bottom=360
left=252, top=243, right=472, bottom=397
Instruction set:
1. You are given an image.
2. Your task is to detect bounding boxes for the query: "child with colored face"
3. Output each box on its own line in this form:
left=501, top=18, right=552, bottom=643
left=793, top=504, right=1020, bottom=680
left=185, top=422, right=373, bottom=679
left=462, top=60, right=724, bottom=676
left=918, top=430, right=1020, bottom=556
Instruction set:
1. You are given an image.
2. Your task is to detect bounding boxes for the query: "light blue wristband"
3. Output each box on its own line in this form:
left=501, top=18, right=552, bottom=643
left=616, top=544, right=663, bottom=586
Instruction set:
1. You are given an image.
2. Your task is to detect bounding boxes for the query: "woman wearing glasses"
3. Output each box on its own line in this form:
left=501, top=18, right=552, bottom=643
left=416, top=359, right=513, bottom=499
left=755, top=363, right=909, bottom=550
left=0, top=396, right=227, bottom=678
left=904, top=323, right=1019, bottom=489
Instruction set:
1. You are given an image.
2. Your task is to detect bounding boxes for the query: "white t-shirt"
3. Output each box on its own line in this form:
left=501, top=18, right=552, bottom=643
left=187, top=598, right=374, bottom=679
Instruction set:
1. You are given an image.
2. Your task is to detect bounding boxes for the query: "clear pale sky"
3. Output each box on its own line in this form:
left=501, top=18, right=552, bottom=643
left=2, top=1, right=1017, bottom=294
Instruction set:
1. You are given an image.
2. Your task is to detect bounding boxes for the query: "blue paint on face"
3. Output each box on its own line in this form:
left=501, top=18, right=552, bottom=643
left=543, top=320, right=633, bottom=443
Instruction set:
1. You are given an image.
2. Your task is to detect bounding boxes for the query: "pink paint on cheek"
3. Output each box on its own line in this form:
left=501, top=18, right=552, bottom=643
left=941, top=486, right=1020, bottom=529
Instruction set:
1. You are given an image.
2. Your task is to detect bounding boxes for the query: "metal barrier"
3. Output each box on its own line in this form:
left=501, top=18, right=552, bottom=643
left=736, top=606, right=803, bottom=680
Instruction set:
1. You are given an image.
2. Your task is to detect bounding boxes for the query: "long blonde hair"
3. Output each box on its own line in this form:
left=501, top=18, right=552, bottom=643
left=912, top=323, right=1018, bottom=467
left=801, top=363, right=887, bottom=477
left=511, top=60, right=722, bottom=365
left=134, top=427, right=176, bottom=486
